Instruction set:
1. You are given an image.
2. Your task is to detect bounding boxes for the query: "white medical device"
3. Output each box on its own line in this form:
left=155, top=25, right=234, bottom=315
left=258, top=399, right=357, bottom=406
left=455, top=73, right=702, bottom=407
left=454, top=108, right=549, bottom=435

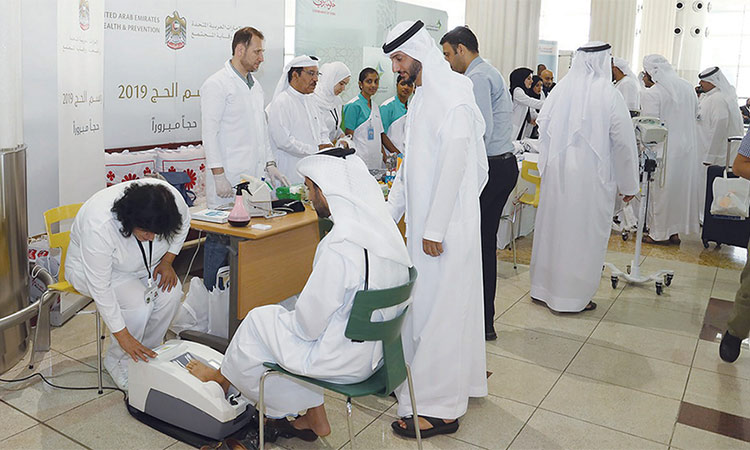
left=128, top=340, right=253, bottom=440
left=604, top=117, right=674, bottom=295
left=238, top=174, right=273, bottom=217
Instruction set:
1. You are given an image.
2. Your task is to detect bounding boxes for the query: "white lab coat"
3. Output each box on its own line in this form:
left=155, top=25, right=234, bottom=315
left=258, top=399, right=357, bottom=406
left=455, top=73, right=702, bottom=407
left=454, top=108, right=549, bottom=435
left=530, top=89, right=639, bottom=312
left=221, top=236, right=408, bottom=418
left=66, top=179, right=190, bottom=383
left=387, top=95, right=488, bottom=419
left=641, top=82, right=701, bottom=241
left=267, top=88, right=329, bottom=184
left=318, top=103, right=345, bottom=144
left=347, top=98, right=385, bottom=170
left=201, top=61, right=274, bottom=208
left=614, top=75, right=641, bottom=112
left=511, top=87, right=544, bottom=141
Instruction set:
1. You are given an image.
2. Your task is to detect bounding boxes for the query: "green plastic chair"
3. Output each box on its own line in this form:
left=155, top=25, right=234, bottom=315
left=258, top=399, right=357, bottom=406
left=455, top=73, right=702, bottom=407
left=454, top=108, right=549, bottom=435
left=258, top=266, right=421, bottom=450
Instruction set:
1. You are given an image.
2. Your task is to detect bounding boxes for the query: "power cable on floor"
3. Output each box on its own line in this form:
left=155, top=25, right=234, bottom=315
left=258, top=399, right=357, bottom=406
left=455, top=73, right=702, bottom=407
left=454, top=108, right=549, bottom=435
left=0, top=372, right=127, bottom=399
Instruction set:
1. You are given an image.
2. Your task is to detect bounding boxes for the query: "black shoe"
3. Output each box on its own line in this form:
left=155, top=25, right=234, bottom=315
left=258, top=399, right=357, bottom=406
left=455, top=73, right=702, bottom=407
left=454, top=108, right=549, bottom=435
left=720, top=330, right=742, bottom=363
left=485, top=328, right=497, bottom=341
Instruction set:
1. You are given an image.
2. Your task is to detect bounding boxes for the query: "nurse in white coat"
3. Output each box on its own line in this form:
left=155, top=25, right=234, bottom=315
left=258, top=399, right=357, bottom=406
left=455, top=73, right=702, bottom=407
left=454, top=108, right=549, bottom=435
left=183, top=150, right=411, bottom=439
left=383, top=20, right=488, bottom=437
left=312, top=61, right=351, bottom=145
left=200, top=27, right=288, bottom=291
left=66, top=179, right=191, bottom=390
left=641, top=54, right=701, bottom=244
left=530, top=42, right=639, bottom=313
left=267, top=55, right=333, bottom=184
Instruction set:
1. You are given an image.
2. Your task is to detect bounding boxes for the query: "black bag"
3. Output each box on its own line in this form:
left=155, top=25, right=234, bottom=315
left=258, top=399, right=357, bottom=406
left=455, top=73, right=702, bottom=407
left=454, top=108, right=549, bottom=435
left=159, top=171, right=197, bottom=207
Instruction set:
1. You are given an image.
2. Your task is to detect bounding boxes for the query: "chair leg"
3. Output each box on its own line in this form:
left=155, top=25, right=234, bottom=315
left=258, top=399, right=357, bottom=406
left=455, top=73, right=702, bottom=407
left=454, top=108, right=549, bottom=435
left=95, top=310, right=103, bottom=394
left=345, top=397, right=355, bottom=449
left=405, top=364, right=422, bottom=450
left=258, top=370, right=272, bottom=450
left=30, top=290, right=56, bottom=369
left=510, top=212, right=518, bottom=271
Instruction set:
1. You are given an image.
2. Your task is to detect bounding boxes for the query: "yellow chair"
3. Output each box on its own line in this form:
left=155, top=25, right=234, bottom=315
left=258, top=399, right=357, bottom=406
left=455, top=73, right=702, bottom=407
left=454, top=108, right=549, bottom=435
left=505, top=160, right=541, bottom=269
left=30, top=203, right=105, bottom=394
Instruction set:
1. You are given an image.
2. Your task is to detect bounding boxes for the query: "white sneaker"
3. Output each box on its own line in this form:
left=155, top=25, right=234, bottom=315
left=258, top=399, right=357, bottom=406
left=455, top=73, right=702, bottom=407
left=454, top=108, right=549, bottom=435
left=104, top=356, right=129, bottom=392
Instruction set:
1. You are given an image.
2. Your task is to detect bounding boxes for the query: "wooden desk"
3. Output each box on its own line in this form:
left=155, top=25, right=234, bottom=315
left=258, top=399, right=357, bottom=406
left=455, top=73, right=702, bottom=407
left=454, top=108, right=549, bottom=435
left=190, top=206, right=320, bottom=338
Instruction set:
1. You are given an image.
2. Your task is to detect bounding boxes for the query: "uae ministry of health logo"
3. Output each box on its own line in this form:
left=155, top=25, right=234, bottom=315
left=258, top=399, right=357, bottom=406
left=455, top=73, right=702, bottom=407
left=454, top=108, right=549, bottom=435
left=79, top=0, right=90, bottom=31
left=165, top=11, right=187, bottom=50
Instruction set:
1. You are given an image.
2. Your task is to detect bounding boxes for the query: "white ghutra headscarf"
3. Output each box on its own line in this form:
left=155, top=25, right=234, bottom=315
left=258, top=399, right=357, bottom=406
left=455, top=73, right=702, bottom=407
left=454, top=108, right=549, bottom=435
left=699, top=66, right=744, bottom=134
left=643, top=54, right=685, bottom=105
left=272, top=55, right=319, bottom=101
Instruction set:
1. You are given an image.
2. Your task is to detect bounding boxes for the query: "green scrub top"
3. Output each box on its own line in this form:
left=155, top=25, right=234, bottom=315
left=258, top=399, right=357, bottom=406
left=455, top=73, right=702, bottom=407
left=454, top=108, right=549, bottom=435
left=343, top=93, right=376, bottom=132
left=379, top=96, right=407, bottom=133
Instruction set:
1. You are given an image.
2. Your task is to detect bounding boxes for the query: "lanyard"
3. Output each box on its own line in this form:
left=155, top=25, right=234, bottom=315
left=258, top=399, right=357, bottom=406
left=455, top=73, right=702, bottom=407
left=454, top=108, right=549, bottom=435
left=136, top=239, right=153, bottom=286
left=330, top=108, right=339, bottom=128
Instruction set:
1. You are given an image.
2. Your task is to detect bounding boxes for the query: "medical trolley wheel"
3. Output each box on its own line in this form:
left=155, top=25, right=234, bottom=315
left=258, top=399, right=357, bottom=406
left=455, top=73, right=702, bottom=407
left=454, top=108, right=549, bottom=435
left=622, top=231, right=629, bottom=241
left=664, top=273, right=673, bottom=287
left=626, top=265, right=631, bottom=275
left=611, top=276, right=619, bottom=289
left=655, top=281, right=663, bottom=295
left=703, top=240, right=710, bottom=249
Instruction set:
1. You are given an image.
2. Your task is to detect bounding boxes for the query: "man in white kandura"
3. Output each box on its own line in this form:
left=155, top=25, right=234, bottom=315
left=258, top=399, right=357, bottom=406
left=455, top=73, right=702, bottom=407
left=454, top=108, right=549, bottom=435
left=267, top=55, right=334, bottom=184
left=66, top=179, right=191, bottom=390
left=612, top=56, right=640, bottom=114
left=530, top=42, right=639, bottom=313
left=183, top=149, right=411, bottom=444
left=641, top=54, right=701, bottom=244
left=696, top=66, right=745, bottom=218
left=382, top=20, right=488, bottom=438
left=200, top=26, right=289, bottom=291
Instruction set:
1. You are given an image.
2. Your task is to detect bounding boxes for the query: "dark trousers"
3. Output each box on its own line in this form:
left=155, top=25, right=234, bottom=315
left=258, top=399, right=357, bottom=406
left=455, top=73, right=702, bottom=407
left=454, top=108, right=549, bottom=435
left=480, top=153, right=519, bottom=332
left=203, top=232, right=229, bottom=291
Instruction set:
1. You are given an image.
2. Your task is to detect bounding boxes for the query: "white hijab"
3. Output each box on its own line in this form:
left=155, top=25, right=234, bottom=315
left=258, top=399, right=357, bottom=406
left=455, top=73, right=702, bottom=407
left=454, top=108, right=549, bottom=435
left=272, top=55, right=319, bottom=101
left=613, top=57, right=637, bottom=80
left=538, top=42, right=615, bottom=184
left=312, top=62, right=351, bottom=111
left=296, top=151, right=411, bottom=267
left=382, top=20, right=488, bottom=187
left=699, top=66, right=744, bottom=133
left=643, top=54, right=684, bottom=105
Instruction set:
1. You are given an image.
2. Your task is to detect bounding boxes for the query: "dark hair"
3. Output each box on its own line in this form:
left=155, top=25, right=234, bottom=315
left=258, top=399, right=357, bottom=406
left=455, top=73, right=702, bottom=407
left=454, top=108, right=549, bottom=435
left=509, top=67, right=533, bottom=96
left=111, top=183, right=183, bottom=241
left=396, top=73, right=414, bottom=86
left=439, top=26, right=479, bottom=53
left=358, top=67, right=379, bottom=83
left=232, top=27, right=264, bottom=55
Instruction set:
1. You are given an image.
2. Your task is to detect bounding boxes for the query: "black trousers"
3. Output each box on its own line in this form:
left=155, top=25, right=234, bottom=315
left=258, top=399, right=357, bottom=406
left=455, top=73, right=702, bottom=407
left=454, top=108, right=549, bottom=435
left=480, top=153, right=519, bottom=332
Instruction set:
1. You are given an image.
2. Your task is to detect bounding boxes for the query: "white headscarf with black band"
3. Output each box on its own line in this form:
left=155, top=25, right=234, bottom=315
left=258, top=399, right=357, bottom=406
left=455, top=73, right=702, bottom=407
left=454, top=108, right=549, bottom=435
left=699, top=66, right=744, bottom=132
left=272, top=55, right=319, bottom=101
left=381, top=20, right=488, bottom=189
left=538, top=41, right=614, bottom=185
left=296, top=148, right=411, bottom=267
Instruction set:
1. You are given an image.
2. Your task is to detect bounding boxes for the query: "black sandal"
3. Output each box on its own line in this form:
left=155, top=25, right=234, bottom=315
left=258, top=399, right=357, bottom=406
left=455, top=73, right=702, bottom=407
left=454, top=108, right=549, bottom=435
left=584, top=301, right=597, bottom=311
left=391, top=416, right=459, bottom=438
left=267, top=418, right=318, bottom=442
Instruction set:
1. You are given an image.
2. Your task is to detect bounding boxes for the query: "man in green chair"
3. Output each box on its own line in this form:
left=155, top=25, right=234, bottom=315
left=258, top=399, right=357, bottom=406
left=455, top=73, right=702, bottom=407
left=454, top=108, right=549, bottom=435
left=186, top=148, right=411, bottom=443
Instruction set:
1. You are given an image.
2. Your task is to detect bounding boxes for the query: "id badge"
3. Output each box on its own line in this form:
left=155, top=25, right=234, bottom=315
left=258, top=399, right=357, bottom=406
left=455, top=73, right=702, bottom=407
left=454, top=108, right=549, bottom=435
left=367, top=126, right=375, bottom=141
left=144, top=285, right=159, bottom=304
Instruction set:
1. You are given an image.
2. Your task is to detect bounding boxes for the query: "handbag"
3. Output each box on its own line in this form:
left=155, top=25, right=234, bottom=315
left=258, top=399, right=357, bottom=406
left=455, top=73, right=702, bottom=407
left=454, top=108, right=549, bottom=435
left=159, top=171, right=197, bottom=206
left=710, top=137, right=750, bottom=219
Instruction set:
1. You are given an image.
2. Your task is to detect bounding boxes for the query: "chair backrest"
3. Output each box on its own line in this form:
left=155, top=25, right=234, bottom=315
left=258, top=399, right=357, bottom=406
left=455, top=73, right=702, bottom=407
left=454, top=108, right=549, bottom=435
left=521, top=160, right=541, bottom=206
left=43, top=203, right=83, bottom=283
left=344, top=266, right=417, bottom=395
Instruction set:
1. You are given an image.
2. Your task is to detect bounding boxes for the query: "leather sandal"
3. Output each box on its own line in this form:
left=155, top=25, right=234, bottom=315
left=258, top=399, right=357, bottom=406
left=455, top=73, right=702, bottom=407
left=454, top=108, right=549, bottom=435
left=267, top=418, right=318, bottom=442
left=391, top=416, right=459, bottom=438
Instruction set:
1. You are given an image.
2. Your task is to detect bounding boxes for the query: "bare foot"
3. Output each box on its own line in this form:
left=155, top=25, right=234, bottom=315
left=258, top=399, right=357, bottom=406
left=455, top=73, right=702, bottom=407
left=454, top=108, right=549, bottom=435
left=292, top=405, right=331, bottom=437
left=186, top=360, right=231, bottom=394
left=397, top=416, right=454, bottom=431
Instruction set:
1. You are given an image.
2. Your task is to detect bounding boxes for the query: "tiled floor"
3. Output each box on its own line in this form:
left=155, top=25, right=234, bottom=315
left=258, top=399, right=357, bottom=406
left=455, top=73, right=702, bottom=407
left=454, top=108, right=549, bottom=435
left=1, top=234, right=749, bottom=449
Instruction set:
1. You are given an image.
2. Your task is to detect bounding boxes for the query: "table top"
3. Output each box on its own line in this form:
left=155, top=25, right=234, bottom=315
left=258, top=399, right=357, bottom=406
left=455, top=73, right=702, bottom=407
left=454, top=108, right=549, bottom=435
left=190, top=205, right=319, bottom=239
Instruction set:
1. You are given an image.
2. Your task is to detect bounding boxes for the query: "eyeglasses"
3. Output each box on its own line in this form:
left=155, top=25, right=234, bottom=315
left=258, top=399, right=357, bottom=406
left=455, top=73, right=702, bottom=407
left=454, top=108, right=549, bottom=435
left=303, top=70, right=319, bottom=77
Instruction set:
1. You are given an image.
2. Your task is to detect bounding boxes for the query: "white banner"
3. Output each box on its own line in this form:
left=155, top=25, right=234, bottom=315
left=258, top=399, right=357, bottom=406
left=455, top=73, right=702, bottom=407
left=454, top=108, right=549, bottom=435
left=103, top=0, right=284, bottom=148
left=58, top=0, right=105, bottom=206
